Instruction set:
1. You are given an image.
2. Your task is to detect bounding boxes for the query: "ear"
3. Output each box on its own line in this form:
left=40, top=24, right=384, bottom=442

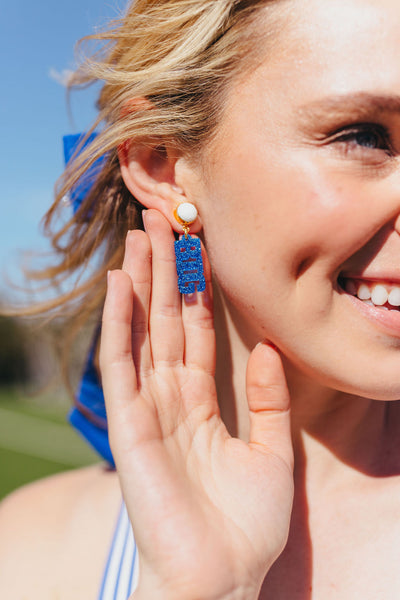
left=118, top=139, right=202, bottom=233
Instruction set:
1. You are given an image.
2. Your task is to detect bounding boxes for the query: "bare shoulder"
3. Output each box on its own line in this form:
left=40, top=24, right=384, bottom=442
left=0, top=464, right=121, bottom=599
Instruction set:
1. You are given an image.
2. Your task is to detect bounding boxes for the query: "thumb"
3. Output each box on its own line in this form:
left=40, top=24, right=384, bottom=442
left=246, top=342, right=293, bottom=470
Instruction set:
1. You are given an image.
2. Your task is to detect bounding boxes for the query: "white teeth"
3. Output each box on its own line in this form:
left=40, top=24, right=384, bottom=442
left=357, top=284, right=371, bottom=300
left=344, top=278, right=400, bottom=310
left=388, top=288, right=400, bottom=306
left=371, top=285, right=388, bottom=306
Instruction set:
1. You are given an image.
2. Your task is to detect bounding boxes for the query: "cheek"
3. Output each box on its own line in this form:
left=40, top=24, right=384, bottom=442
left=200, top=162, right=376, bottom=347
left=202, top=158, right=360, bottom=283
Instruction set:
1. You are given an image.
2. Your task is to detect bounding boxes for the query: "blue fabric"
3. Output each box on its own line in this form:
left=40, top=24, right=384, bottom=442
left=64, top=132, right=114, bottom=465
left=69, top=406, right=114, bottom=467
left=68, top=339, right=115, bottom=467
left=63, top=133, right=107, bottom=214
left=74, top=339, right=108, bottom=425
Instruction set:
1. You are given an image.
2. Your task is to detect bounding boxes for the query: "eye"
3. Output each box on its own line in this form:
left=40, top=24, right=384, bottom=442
left=329, top=123, right=394, bottom=157
left=346, top=129, right=385, bottom=149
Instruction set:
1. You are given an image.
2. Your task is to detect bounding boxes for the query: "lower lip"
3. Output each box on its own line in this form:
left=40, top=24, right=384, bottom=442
left=344, top=292, right=400, bottom=337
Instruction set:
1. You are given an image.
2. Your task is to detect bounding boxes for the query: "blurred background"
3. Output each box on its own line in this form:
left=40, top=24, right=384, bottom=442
left=0, top=0, right=123, bottom=498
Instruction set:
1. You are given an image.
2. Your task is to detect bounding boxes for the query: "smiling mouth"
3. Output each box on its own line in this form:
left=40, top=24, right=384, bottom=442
left=338, top=276, right=400, bottom=312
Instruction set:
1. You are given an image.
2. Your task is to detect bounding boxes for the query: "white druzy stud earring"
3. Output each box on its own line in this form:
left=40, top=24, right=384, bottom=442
left=175, top=202, right=198, bottom=226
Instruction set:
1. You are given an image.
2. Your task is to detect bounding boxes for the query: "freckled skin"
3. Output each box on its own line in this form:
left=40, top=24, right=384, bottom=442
left=182, top=0, right=400, bottom=402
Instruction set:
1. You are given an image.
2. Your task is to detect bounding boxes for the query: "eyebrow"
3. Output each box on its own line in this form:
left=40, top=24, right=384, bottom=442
left=298, top=92, right=400, bottom=127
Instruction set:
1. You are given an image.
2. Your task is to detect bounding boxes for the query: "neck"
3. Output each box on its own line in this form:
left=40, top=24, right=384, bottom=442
left=214, top=287, right=399, bottom=488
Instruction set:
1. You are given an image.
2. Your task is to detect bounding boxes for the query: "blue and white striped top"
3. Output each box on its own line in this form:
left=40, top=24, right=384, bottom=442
left=98, top=502, right=139, bottom=600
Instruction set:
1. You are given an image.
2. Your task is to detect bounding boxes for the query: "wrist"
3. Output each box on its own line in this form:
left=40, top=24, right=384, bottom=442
left=130, top=557, right=262, bottom=600
left=130, top=582, right=259, bottom=600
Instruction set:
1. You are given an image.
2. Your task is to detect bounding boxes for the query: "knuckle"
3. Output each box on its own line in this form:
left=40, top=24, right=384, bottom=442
left=108, top=350, right=133, bottom=369
left=154, top=304, right=180, bottom=319
left=186, top=315, right=215, bottom=331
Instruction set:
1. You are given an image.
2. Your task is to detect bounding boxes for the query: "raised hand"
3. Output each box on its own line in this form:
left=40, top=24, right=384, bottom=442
left=100, top=210, right=294, bottom=600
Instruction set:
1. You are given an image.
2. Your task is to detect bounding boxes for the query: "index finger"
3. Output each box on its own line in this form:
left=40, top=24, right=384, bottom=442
left=100, top=269, right=138, bottom=413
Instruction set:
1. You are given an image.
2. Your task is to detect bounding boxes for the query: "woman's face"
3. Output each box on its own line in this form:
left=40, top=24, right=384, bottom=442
left=185, top=0, right=400, bottom=399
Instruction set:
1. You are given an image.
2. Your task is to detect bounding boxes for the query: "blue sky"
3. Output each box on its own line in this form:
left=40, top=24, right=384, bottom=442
left=0, top=0, right=123, bottom=299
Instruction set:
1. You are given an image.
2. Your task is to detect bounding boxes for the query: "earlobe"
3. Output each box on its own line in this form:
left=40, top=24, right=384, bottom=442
left=118, top=139, right=202, bottom=233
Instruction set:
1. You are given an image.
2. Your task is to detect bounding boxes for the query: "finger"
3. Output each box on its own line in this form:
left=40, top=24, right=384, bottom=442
left=122, top=229, right=153, bottom=378
left=182, top=241, right=215, bottom=375
left=246, top=342, right=294, bottom=470
left=100, top=269, right=138, bottom=414
left=143, top=210, right=184, bottom=365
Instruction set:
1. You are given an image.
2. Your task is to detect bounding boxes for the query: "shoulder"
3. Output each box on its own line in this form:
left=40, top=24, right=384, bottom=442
left=0, top=464, right=121, bottom=599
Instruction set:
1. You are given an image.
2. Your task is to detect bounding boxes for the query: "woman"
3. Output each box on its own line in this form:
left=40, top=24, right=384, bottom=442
left=2, top=0, right=400, bottom=597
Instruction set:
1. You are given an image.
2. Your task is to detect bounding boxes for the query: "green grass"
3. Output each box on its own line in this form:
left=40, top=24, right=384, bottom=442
left=0, top=447, right=72, bottom=499
left=0, top=387, right=72, bottom=422
left=0, top=387, right=100, bottom=500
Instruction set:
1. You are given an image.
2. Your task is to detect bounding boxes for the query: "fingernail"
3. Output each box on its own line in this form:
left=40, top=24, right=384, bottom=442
left=256, top=340, right=278, bottom=350
left=184, top=292, right=197, bottom=305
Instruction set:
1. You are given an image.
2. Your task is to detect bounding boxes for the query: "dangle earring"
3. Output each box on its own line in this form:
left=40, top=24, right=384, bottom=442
left=174, top=202, right=206, bottom=294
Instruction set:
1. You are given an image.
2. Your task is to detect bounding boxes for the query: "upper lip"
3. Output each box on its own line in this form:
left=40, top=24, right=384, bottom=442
left=339, top=272, right=400, bottom=286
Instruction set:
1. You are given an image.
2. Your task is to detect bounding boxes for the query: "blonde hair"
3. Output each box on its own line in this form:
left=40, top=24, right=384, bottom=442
left=22, top=0, right=286, bottom=380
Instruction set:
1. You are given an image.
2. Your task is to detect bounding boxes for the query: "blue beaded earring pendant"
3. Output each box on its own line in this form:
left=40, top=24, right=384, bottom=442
left=174, top=203, right=206, bottom=294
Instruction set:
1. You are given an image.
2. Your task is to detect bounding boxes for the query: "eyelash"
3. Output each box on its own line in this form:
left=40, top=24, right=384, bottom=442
left=328, top=123, right=395, bottom=158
